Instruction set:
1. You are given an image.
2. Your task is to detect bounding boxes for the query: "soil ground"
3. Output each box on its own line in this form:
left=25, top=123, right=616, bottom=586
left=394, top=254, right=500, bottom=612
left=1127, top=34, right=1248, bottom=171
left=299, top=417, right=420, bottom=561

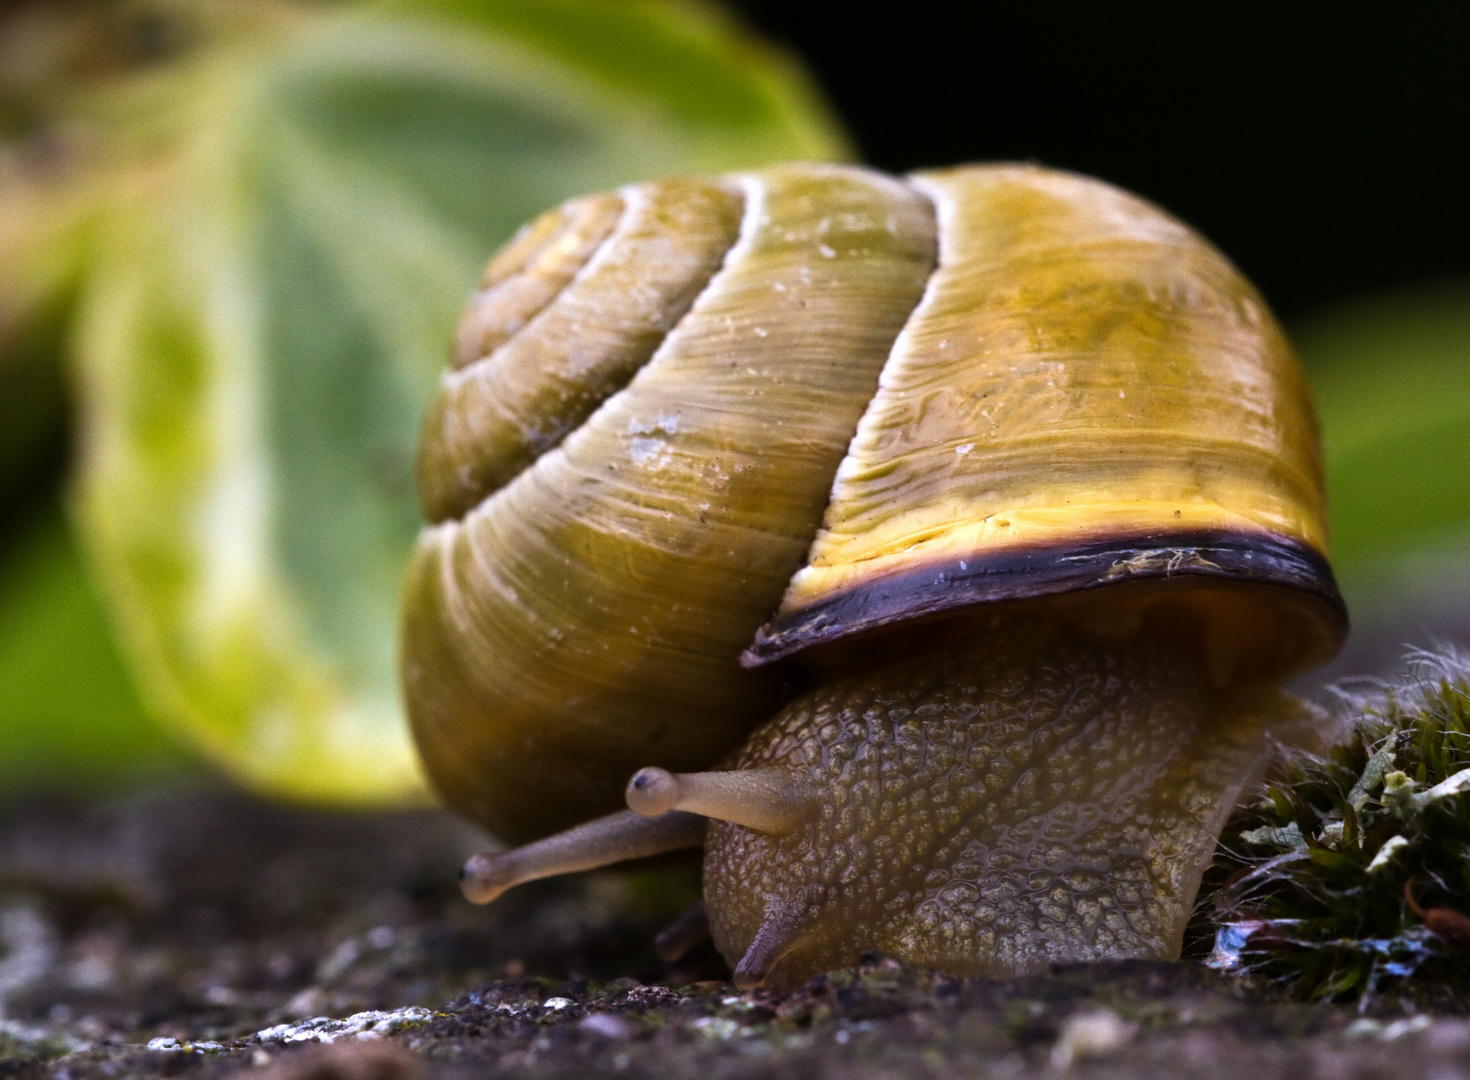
left=2, top=786, right=1470, bottom=1079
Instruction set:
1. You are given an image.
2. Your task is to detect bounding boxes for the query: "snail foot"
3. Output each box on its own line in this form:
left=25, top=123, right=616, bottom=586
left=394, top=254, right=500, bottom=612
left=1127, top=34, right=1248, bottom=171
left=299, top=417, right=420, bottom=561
left=459, top=809, right=704, bottom=904
left=625, top=766, right=812, bottom=834
left=654, top=899, right=711, bottom=962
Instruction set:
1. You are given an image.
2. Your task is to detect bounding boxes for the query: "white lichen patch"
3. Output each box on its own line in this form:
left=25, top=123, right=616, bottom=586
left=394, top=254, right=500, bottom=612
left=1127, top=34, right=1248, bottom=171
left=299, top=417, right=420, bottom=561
left=1344, top=1014, right=1433, bottom=1041
left=1238, top=821, right=1308, bottom=850
left=1366, top=835, right=1409, bottom=873
left=0, top=902, right=58, bottom=1003
left=145, top=1037, right=224, bottom=1053
left=253, top=1006, right=437, bottom=1045
left=1, top=1018, right=83, bottom=1060
left=690, top=1016, right=743, bottom=1040
left=1050, top=1008, right=1136, bottom=1069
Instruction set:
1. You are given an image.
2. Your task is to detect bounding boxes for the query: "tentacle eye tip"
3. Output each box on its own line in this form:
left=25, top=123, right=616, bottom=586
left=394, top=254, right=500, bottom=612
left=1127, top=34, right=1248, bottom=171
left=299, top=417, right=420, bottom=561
left=625, top=767, right=680, bottom=817
left=459, top=853, right=512, bottom=905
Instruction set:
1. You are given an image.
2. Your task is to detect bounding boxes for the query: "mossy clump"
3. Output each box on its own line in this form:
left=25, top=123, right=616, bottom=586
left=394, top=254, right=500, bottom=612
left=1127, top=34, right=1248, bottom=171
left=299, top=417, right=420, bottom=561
left=1194, top=648, right=1470, bottom=1002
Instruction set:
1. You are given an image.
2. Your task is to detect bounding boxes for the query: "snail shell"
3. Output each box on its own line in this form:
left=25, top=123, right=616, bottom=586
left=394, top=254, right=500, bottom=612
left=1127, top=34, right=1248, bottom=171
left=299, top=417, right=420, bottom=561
left=401, top=162, right=1344, bottom=846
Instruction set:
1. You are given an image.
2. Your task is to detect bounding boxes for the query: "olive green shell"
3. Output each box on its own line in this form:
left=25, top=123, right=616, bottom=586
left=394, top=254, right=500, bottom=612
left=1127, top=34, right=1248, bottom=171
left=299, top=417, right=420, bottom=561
left=401, top=162, right=1345, bottom=843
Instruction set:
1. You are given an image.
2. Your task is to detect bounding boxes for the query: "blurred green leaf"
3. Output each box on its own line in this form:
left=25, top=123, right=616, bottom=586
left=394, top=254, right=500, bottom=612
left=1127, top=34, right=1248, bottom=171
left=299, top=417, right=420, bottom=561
left=0, top=505, right=189, bottom=792
left=61, top=0, right=848, bottom=803
left=386, top=0, right=845, bottom=149
left=0, top=167, right=100, bottom=523
left=1297, top=281, right=1470, bottom=580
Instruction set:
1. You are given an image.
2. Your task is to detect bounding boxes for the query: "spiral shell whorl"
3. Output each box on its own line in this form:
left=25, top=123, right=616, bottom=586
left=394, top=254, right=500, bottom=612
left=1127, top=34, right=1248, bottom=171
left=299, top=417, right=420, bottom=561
left=420, top=180, right=745, bottom=522
left=403, top=164, right=937, bottom=841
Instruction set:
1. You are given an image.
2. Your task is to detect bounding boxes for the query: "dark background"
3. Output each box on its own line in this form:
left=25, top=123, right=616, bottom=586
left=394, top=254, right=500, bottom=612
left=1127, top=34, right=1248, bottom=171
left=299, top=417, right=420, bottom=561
left=728, top=2, right=1469, bottom=322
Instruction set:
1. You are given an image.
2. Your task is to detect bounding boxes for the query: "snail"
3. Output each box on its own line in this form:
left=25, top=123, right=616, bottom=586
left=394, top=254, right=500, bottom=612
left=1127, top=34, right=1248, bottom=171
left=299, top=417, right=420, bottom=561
left=400, top=162, right=1346, bottom=990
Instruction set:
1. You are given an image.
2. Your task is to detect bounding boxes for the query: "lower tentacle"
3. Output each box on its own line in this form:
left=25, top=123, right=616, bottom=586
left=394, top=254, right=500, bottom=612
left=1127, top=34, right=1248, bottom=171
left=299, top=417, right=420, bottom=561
left=460, top=809, right=704, bottom=905
left=654, top=900, right=712, bottom=962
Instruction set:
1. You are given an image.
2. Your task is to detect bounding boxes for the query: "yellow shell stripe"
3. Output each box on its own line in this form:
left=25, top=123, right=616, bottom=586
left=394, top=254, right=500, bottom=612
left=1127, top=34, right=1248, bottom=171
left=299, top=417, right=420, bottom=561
left=769, top=164, right=1330, bottom=637
left=402, top=164, right=936, bottom=842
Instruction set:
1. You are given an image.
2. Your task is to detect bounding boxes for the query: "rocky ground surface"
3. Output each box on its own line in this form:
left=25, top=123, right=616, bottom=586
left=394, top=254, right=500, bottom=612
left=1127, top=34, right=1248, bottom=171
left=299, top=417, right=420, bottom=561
left=2, top=786, right=1470, bottom=1080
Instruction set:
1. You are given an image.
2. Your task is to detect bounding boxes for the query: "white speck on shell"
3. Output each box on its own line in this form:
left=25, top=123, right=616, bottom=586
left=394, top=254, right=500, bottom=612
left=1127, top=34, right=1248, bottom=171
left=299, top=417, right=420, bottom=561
left=628, top=438, right=670, bottom=468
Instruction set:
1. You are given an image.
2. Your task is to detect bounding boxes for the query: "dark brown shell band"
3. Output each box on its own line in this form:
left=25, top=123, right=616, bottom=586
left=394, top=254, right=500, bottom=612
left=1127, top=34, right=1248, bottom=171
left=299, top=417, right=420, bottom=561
left=744, top=529, right=1347, bottom=675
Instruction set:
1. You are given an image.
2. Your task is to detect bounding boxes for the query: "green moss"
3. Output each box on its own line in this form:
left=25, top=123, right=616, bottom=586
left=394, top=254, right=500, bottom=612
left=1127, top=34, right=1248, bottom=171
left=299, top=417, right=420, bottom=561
left=1193, top=649, right=1470, bottom=1003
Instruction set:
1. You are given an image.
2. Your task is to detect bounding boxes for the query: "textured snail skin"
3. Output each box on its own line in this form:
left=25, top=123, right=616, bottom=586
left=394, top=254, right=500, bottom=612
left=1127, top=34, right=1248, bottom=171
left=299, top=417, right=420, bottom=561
left=706, top=604, right=1288, bottom=989
left=401, top=162, right=1346, bottom=985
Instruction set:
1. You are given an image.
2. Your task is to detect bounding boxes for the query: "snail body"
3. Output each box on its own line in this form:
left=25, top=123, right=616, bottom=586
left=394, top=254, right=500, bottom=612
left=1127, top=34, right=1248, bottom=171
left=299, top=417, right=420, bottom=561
left=402, top=163, right=1345, bottom=989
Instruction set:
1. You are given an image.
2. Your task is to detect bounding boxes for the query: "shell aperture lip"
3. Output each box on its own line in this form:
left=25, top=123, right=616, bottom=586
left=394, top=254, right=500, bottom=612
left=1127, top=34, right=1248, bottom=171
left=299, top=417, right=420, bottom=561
left=744, top=528, right=1346, bottom=676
